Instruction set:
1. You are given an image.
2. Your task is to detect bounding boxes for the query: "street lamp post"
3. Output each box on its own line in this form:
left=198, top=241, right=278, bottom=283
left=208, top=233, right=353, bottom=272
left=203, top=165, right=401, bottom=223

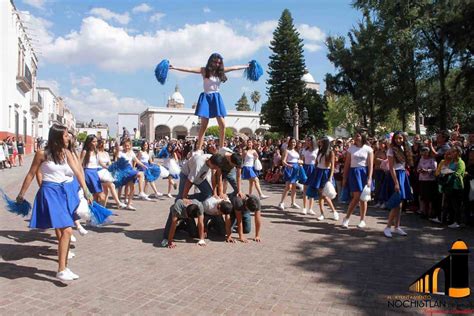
left=283, top=103, right=309, bottom=140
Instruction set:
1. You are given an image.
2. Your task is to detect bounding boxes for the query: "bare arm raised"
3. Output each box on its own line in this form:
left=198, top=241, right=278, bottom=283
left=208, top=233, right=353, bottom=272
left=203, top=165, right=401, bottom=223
left=224, top=65, right=249, bottom=73
left=169, top=65, right=203, bottom=74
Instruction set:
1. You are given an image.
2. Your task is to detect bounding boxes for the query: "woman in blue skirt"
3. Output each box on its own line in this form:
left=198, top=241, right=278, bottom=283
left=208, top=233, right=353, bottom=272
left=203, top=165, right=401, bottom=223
left=16, top=124, right=93, bottom=281
left=278, top=138, right=304, bottom=210
left=383, top=131, right=413, bottom=238
left=312, top=137, right=339, bottom=221
left=302, top=136, right=318, bottom=215
left=80, top=135, right=105, bottom=204
left=169, top=53, right=249, bottom=150
left=137, top=141, right=164, bottom=199
left=341, top=130, right=374, bottom=229
left=242, top=139, right=268, bottom=199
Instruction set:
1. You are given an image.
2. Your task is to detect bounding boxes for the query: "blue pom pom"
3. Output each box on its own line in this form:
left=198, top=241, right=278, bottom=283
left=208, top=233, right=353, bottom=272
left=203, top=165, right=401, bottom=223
left=338, top=186, right=350, bottom=203
left=244, top=60, right=263, bottom=81
left=385, top=192, right=402, bottom=209
left=108, top=158, right=136, bottom=187
left=89, top=202, right=114, bottom=226
left=1, top=189, right=31, bottom=217
left=297, top=166, right=308, bottom=184
left=145, top=164, right=161, bottom=182
left=155, top=59, right=169, bottom=85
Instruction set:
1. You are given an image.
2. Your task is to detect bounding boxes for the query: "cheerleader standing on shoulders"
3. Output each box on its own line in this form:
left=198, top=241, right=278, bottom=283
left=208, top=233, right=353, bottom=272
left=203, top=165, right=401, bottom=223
left=302, top=136, right=318, bottom=215
left=242, top=139, right=269, bottom=199
left=313, top=137, right=339, bottom=221
left=341, top=130, right=374, bottom=229
left=383, top=131, right=413, bottom=238
left=120, top=139, right=149, bottom=209
left=80, top=135, right=105, bottom=204
left=137, top=141, right=163, bottom=198
left=169, top=53, right=249, bottom=149
left=97, top=139, right=126, bottom=208
left=278, top=138, right=303, bottom=210
left=16, top=124, right=93, bottom=281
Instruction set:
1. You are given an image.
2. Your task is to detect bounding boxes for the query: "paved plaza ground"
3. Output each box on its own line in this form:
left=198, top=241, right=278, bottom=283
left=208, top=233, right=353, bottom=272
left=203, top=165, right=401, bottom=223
left=1, top=156, right=474, bottom=315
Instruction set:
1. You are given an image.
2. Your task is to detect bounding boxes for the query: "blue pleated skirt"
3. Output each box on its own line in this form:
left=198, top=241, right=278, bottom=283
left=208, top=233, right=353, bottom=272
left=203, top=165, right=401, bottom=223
left=348, top=166, right=368, bottom=193
left=306, top=186, right=319, bottom=199
left=312, top=168, right=331, bottom=189
left=283, top=163, right=306, bottom=184
left=84, top=168, right=103, bottom=194
left=303, top=164, right=316, bottom=186
left=241, top=166, right=258, bottom=179
left=385, top=169, right=413, bottom=200
left=30, top=180, right=80, bottom=229
left=195, top=92, right=227, bottom=118
left=137, top=162, right=150, bottom=172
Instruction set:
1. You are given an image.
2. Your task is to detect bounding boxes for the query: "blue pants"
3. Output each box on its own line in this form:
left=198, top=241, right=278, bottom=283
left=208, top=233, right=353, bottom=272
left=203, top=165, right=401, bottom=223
left=222, top=168, right=238, bottom=194
left=162, top=212, right=198, bottom=240
left=176, top=172, right=213, bottom=200
left=204, top=214, right=226, bottom=236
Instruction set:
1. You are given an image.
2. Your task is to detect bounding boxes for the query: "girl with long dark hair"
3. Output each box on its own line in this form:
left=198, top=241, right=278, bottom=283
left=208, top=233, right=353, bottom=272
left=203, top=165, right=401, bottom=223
left=96, top=139, right=126, bottom=208
left=278, top=138, right=304, bottom=210
left=169, top=53, right=249, bottom=150
left=80, top=135, right=105, bottom=204
left=341, top=130, right=374, bottom=229
left=312, top=137, right=339, bottom=221
left=302, top=136, right=318, bottom=215
left=241, top=139, right=268, bottom=199
left=137, top=141, right=164, bottom=198
left=384, top=131, right=413, bottom=237
left=16, top=124, right=93, bottom=281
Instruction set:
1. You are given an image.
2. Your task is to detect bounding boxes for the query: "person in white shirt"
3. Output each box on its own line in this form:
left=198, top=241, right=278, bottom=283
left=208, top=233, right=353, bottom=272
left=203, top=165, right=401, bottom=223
left=278, top=138, right=305, bottom=210
left=241, top=139, right=268, bottom=199
left=341, top=130, right=374, bottom=229
left=301, top=136, right=318, bottom=215
left=202, top=195, right=233, bottom=237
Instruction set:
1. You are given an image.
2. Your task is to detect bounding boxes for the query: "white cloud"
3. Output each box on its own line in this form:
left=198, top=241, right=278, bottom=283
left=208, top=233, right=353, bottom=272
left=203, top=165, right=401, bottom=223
left=149, top=12, right=165, bottom=23
left=37, top=79, right=60, bottom=95
left=89, top=8, right=130, bottom=25
left=298, top=24, right=326, bottom=42
left=203, top=7, right=211, bottom=13
left=132, top=3, right=152, bottom=14
left=305, top=43, right=323, bottom=52
left=71, top=74, right=95, bottom=87
left=65, top=88, right=150, bottom=133
left=19, top=11, right=54, bottom=54
left=23, top=0, right=47, bottom=10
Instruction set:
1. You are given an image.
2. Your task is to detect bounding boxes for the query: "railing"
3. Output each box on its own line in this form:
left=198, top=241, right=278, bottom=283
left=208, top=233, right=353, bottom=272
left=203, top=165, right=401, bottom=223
left=24, top=64, right=32, bottom=88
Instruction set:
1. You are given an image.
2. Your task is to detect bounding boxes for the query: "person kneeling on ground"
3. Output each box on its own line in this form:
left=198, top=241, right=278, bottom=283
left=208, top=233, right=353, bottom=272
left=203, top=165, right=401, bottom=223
left=229, top=194, right=262, bottom=243
left=202, top=196, right=233, bottom=238
left=164, top=199, right=206, bottom=248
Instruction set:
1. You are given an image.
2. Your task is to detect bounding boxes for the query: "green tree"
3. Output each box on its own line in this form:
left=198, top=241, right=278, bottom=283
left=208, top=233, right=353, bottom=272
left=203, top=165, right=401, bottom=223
left=325, top=95, right=360, bottom=136
left=205, top=126, right=234, bottom=139
left=235, top=93, right=251, bottom=111
left=250, top=90, right=261, bottom=111
left=77, top=132, right=87, bottom=143
left=301, top=88, right=328, bottom=136
left=260, top=9, right=306, bottom=135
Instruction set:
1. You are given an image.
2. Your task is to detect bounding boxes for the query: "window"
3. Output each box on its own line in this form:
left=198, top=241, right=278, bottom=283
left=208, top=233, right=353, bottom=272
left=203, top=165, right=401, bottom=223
left=17, top=40, right=25, bottom=77
left=24, top=117, right=27, bottom=142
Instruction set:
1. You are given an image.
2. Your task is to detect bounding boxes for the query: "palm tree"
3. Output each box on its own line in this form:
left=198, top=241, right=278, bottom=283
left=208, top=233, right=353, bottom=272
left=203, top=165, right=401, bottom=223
left=250, top=90, right=261, bottom=111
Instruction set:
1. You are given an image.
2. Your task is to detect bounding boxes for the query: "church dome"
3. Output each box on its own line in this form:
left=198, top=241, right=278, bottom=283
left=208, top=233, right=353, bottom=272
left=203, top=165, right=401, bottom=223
left=302, top=72, right=316, bottom=83
left=170, top=85, right=185, bottom=104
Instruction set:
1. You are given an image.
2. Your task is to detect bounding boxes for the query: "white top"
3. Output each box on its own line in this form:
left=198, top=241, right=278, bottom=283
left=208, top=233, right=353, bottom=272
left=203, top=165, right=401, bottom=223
left=139, top=151, right=150, bottom=164
left=41, top=153, right=74, bottom=183
left=387, top=148, right=406, bottom=170
left=347, top=145, right=373, bottom=168
left=243, top=150, right=255, bottom=167
left=181, top=154, right=212, bottom=185
left=286, top=149, right=300, bottom=163
left=119, top=151, right=136, bottom=167
left=316, top=154, right=331, bottom=169
left=98, top=151, right=111, bottom=167
left=86, top=153, right=99, bottom=169
left=203, top=76, right=220, bottom=93
left=302, top=148, right=318, bottom=165
left=203, top=196, right=222, bottom=216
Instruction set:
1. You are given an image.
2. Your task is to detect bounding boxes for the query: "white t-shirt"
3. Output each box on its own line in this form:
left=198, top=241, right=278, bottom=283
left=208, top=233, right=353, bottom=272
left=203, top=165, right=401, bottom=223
left=203, top=196, right=222, bottom=216
left=286, top=149, right=300, bottom=163
left=387, top=148, right=406, bottom=170
left=119, top=151, right=136, bottom=167
left=348, top=145, right=373, bottom=168
left=302, top=148, right=318, bottom=165
left=316, top=154, right=330, bottom=169
left=181, top=154, right=212, bottom=185
left=86, top=153, right=100, bottom=169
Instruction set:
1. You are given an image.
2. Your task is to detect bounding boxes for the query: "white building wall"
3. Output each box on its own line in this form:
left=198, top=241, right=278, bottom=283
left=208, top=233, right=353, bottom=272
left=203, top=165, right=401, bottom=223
left=0, top=0, right=38, bottom=153
left=37, top=87, right=57, bottom=141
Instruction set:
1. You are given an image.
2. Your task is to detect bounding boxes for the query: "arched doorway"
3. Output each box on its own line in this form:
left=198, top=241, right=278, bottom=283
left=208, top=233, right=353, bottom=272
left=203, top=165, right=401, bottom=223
left=432, top=268, right=446, bottom=295
left=239, top=127, right=253, bottom=137
left=155, top=125, right=170, bottom=140
left=172, top=125, right=188, bottom=140
left=190, top=125, right=200, bottom=137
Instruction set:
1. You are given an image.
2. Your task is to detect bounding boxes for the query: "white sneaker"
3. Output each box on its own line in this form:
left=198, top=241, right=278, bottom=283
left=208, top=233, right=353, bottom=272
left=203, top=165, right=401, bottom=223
left=291, top=203, right=301, bottom=209
left=380, top=203, right=386, bottom=209
left=317, top=215, right=325, bottom=221
left=373, top=203, right=380, bottom=208
left=301, top=208, right=307, bottom=215
left=393, top=227, right=407, bottom=236
left=70, top=234, right=77, bottom=243
left=342, top=218, right=349, bottom=228
left=429, top=217, right=442, bottom=224
left=384, top=227, right=392, bottom=238
left=308, top=209, right=316, bottom=215
left=68, top=251, right=76, bottom=259
left=448, top=222, right=460, bottom=229
left=139, top=192, right=152, bottom=201
left=78, top=227, right=88, bottom=236
left=125, top=205, right=136, bottom=210
left=153, top=192, right=164, bottom=197
left=357, top=220, right=366, bottom=229
left=118, top=202, right=127, bottom=209
left=278, top=202, right=285, bottom=210
left=56, top=270, right=74, bottom=281
left=260, top=195, right=269, bottom=200
left=65, top=268, right=79, bottom=280
left=161, top=239, right=168, bottom=247
left=166, top=193, right=173, bottom=198
left=333, top=211, right=340, bottom=221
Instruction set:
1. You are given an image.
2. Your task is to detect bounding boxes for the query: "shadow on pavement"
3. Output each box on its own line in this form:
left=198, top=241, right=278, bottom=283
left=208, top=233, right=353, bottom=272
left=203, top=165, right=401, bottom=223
left=0, top=243, right=57, bottom=262
left=124, top=228, right=164, bottom=247
left=0, top=230, right=57, bottom=244
left=0, top=262, right=67, bottom=287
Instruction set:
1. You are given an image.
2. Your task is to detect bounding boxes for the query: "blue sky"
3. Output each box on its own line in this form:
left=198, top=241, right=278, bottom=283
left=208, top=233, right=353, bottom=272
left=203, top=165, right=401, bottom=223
left=17, top=0, right=361, bottom=133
